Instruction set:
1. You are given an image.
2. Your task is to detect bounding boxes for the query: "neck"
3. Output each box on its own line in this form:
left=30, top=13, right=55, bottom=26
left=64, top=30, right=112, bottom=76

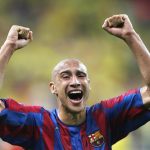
left=57, top=107, right=86, bottom=125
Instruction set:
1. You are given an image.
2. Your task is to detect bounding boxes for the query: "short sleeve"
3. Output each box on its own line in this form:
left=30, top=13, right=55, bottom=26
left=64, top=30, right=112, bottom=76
left=0, top=98, right=43, bottom=148
left=92, top=89, right=150, bottom=145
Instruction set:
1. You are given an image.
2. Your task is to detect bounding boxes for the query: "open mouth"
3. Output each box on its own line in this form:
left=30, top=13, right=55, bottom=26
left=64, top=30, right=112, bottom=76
left=67, top=90, right=83, bottom=101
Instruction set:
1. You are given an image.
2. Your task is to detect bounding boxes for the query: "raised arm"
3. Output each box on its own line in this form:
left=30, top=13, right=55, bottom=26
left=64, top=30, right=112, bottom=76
left=102, top=14, right=150, bottom=107
left=0, top=25, right=33, bottom=110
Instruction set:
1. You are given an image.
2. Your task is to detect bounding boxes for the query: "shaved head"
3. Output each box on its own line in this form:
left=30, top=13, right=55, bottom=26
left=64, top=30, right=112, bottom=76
left=49, top=58, right=91, bottom=114
left=51, top=59, right=88, bottom=81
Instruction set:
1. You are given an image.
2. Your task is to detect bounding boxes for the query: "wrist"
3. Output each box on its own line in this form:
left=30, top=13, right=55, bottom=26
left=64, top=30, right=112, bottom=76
left=123, top=30, right=140, bottom=43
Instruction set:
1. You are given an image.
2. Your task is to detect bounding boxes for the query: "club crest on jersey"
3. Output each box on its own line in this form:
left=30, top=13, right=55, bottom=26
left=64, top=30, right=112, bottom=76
left=88, top=130, right=104, bottom=147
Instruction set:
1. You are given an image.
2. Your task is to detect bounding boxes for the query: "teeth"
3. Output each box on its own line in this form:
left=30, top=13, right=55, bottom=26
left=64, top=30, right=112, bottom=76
left=70, top=91, right=81, bottom=94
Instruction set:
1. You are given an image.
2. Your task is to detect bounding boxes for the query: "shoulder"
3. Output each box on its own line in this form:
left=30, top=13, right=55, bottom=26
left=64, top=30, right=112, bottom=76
left=0, top=98, right=47, bottom=114
left=87, top=88, right=141, bottom=113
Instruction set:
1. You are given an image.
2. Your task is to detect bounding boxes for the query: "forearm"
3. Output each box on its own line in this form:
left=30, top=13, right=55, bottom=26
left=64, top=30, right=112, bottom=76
left=102, top=14, right=150, bottom=106
left=124, top=31, right=150, bottom=86
left=0, top=42, right=15, bottom=87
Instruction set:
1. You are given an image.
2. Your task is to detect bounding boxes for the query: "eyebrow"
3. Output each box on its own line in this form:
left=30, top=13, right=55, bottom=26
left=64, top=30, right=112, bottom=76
left=59, top=69, right=87, bottom=75
left=77, top=71, right=87, bottom=76
left=59, top=70, right=71, bottom=74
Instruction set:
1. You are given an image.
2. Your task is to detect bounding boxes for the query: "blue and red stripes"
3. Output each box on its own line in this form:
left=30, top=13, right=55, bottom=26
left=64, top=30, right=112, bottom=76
left=0, top=88, right=149, bottom=150
left=92, top=88, right=147, bottom=146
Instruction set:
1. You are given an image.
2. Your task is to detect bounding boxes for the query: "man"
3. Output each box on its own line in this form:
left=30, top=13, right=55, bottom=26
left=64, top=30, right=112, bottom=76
left=0, top=14, right=150, bottom=150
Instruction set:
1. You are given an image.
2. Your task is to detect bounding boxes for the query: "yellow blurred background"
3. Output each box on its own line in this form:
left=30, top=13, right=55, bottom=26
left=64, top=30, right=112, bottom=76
left=0, top=0, right=150, bottom=149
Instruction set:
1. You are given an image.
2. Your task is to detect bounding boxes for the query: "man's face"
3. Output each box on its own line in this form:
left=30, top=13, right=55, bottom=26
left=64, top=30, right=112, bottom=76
left=50, top=59, right=90, bottom=113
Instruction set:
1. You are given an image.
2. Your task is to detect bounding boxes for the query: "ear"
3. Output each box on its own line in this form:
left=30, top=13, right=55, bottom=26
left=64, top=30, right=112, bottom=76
left=49, top=82, right=57, bottom=94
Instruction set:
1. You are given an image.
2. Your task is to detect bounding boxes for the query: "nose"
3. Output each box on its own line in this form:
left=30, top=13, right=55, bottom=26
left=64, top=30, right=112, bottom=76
left=70, top=76, right=80, bottom=87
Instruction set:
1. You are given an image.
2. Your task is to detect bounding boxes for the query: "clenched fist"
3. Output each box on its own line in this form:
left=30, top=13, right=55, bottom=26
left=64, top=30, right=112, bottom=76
left=102, top=14, right=135, bottom=40
left=6, top=25, right=33, bottom=50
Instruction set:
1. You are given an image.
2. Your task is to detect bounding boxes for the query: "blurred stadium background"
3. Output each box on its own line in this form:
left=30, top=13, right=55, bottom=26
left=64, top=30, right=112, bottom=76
left=0, top=0, right=150, bottom=149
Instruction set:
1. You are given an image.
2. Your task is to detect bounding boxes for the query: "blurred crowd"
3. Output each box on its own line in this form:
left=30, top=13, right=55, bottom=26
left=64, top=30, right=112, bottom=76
left=0, top=0, right=150, bottom=150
